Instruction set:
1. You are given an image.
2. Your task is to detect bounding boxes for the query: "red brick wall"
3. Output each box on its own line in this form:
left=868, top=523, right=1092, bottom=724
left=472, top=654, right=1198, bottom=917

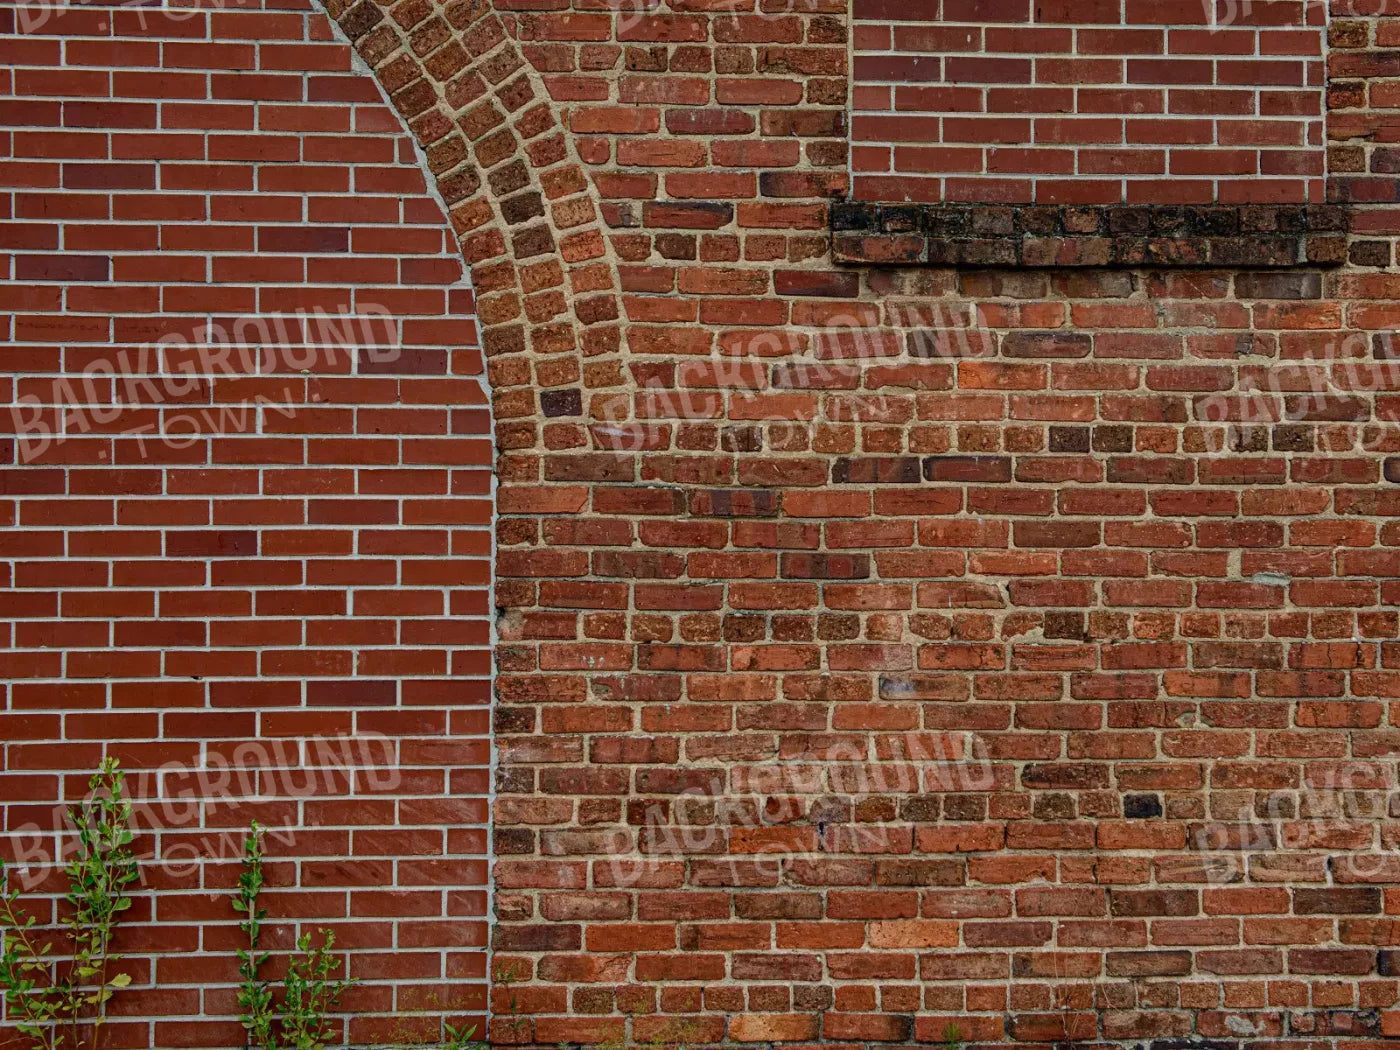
left=851, top=0, right=1328, bottom=205
left=1, top=1, right=490, bottom=1044
left=8, top=0, right=1400, bottom=1047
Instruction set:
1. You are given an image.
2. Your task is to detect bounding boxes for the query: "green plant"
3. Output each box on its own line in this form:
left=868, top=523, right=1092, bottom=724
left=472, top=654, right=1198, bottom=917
left=942, top=1022, right=964, bottom=1050
left=0, top=758, right=138, bottom=1050
left=4, top=763, right=479, bottom=1050
left=368, top=986, right=484, bottom=1050
left=442, top=1022, right=483, bottom=1050
left=233, top=822, right=354, bottom=1050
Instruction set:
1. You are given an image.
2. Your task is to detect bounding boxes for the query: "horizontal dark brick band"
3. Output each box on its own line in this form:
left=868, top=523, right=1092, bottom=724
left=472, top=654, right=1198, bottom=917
left=832, top=455, right=1400, bottom=486
left=831, top=201, right=1350, bottom=269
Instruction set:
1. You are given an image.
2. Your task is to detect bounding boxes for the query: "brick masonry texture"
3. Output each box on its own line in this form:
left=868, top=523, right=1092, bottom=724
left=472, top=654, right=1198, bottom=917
left=7, top=0, right=1400, bottom=1049
left=851, top=0, right=1328, bottom=206
left=830, top=201, right=1350, bottom=267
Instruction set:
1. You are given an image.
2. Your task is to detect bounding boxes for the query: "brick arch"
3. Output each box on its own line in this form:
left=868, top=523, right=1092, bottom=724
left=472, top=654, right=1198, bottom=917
left=322, top=0, right=626, bottom=425
left=308, top=4, right=641, bottom=1035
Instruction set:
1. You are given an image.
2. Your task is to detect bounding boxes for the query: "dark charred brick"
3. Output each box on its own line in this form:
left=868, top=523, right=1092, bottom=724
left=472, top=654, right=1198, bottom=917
left=925, top=207, right=971, bottom=237
left=498, top=189, right=543, bottom=225
left=1350, top=239, right=1391, bottom=266
left=494, top=828, right=534, bottom=854
left=900, top=796, right=941, bottom=822
left=1049, top=426, right=1090, bottom=453
left=1294, top=888, right=1383, bottom=915
left=1108, top=207, right=1152, bottom=235
left=1043, top=611, right=1086, bottom=640
left=832, top=457, right=922, bottom=484
left=689, top=489, right=779, bottom=517
left=1272, top=424, right=1314, bottom=452
left=942, top=795, right=986, bottom=821
left=969, top=207, right=1015, bottom=236
left=493, top=707, right=535, bottom=734
left=831, top=205, right=1348, bottom=269
left=1091, top=425, right=1133, bottom=453
left=540, top=388, right=582, bottom=417
left=655, top=233, right=697, bottom=260
left=1019, top=206, right=1061, bottom=236
left=1123, top=794, right=1163, bottom=819
left=878, top=204, right=921, bottom=233
left=1111, top=890, right=1199, bottom=916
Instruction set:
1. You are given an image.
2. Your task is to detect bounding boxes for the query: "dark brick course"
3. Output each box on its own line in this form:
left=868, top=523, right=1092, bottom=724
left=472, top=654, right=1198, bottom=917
left=831, top=202, right=1351, bottom=269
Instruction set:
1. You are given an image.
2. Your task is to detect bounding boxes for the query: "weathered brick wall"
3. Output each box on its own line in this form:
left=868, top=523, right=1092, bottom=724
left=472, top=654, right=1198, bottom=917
left=491, top=0, right=1400, bottom=1045
left=7, top=0, right=1400, bottom=1047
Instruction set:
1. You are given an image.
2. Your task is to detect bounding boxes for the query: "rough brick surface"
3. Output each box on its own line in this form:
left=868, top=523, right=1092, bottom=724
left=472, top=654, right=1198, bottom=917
left=8, top=0, right=1400, bottom=1047
left=830, top=201, right=1350, bottom=267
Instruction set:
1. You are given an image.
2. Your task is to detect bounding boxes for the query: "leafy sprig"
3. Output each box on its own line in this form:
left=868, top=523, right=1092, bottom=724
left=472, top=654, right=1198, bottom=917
left=233, top=823, right=354, bottom=1050
left=0, top=758, right=137, bottom=1050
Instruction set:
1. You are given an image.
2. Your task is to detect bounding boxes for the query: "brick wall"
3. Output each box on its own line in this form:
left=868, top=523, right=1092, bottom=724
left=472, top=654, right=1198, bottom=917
left=8, top=0, right=1400, bottom=1048
left=0, top=1, right=490, bottom=1044
left=851, top=0, right=1328, bottom=205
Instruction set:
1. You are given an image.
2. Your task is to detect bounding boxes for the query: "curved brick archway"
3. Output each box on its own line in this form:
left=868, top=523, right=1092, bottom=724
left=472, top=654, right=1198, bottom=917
left=323, top=0, right=626, bottom=403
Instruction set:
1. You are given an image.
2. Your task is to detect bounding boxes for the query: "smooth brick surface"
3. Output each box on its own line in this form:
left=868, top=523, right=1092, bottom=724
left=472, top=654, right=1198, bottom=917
left=852, top=0, right=1328, bottom=204
left=0, top=2, right=491, bottom=1046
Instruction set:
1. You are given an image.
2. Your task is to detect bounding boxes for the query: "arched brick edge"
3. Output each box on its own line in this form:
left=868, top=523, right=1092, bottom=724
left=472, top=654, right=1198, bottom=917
left=322, top=0, right=627, bottom=433
left=1, top=0, right=500, bottom=1043
left=313, top=2, right=633, bottom=1042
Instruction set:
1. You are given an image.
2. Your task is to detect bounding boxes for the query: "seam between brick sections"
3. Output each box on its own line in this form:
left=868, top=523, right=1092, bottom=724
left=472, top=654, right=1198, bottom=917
left=319, top=2, right=502, bottom=1019
left=317, top=0, right=635, bottom=1025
